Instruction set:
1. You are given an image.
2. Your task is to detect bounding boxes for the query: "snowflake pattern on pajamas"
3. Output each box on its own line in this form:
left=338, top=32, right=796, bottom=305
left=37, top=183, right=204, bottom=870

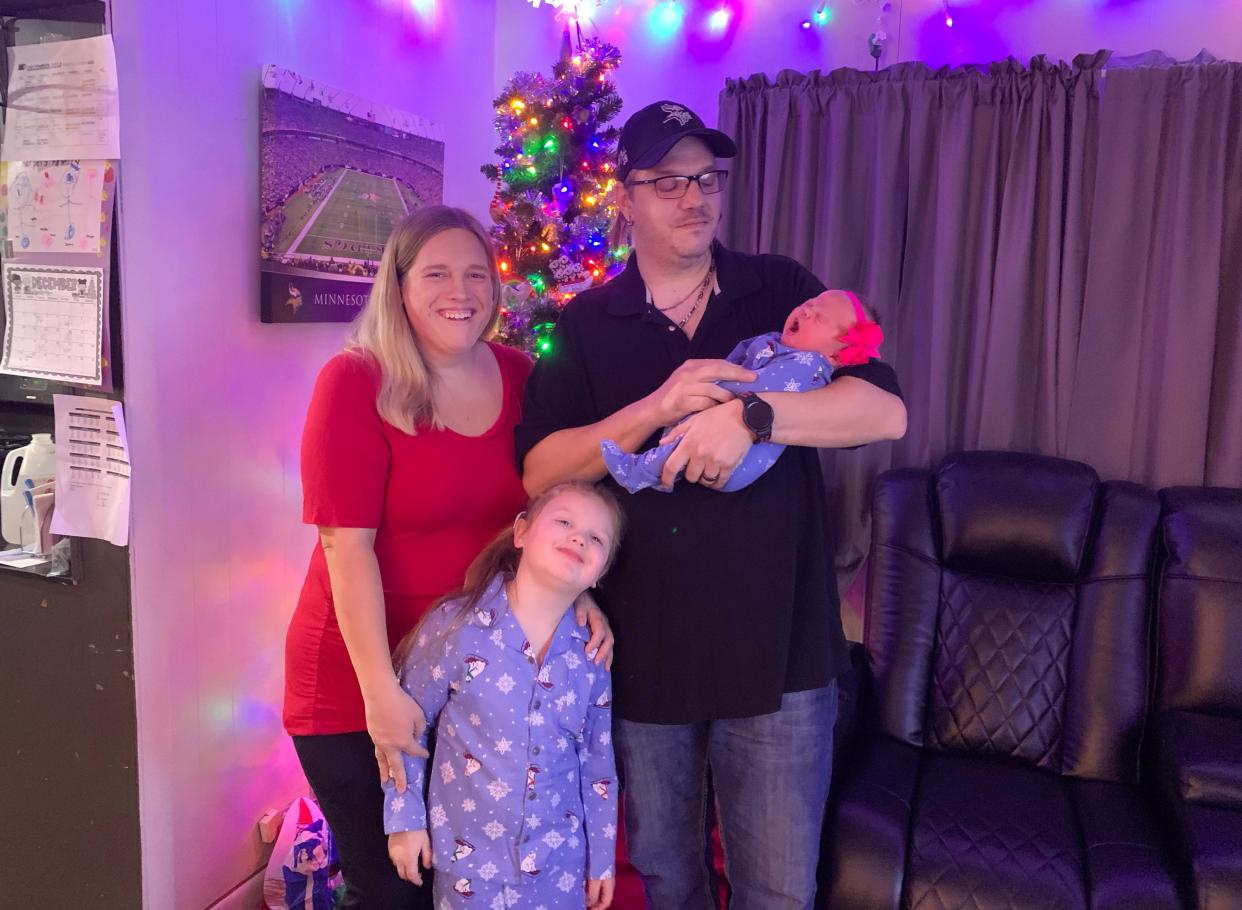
left=601, top=331, right=833, bottom=493
left=383, top=575, right=617, bottom=908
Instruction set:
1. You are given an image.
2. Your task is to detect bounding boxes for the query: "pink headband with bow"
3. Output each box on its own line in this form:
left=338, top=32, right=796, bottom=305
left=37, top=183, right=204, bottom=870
left=835, top=291, right=884, bottom=366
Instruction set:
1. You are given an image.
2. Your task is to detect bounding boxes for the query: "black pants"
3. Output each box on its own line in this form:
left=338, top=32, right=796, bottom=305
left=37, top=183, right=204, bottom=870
left=293, top=731, right=432, bottom=910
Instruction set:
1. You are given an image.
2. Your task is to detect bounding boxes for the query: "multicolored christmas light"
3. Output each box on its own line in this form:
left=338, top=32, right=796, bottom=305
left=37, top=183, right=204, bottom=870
left=483, top=34, right=626, bottom=355
left=524, top=0, right=605, bottom=22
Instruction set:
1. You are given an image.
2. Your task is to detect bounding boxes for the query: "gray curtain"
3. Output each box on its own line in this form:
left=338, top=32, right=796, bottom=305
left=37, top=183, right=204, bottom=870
left=718, top=51, right=1242, bottom=615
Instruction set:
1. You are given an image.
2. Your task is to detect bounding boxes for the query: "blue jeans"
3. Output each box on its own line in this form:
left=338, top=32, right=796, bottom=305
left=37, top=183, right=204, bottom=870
left=615, top=683, right=838, bottom=910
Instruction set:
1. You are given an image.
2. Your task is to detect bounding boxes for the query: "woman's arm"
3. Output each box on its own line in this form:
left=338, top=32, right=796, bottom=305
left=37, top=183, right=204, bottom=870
left=320, top=526, right=428, bottom=790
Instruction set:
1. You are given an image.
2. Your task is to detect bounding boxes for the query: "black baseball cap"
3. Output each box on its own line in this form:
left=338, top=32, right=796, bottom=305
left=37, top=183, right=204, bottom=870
left=615, top=100, right=737, bottom=182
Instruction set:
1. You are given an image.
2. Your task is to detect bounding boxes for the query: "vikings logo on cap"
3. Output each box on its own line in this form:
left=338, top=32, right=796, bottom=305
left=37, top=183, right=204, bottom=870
left=661, top=103, right=693, bottom=125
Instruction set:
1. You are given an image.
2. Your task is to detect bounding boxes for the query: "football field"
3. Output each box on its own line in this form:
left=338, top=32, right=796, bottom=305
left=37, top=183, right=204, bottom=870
left=285, top=169, right=409, bottom=262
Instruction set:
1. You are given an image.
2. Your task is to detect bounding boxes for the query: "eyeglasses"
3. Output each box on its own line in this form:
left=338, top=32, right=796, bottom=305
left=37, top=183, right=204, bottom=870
left=625, top=169, right=729, bottom=199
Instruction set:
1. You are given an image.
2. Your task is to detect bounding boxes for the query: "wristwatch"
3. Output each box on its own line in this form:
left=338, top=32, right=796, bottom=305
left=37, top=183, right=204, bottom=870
left=738, top=392, right=774, bottom=444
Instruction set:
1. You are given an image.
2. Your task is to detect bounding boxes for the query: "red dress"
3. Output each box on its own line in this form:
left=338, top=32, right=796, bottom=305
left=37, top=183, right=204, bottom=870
left=284, top=342, right=533, bottom=735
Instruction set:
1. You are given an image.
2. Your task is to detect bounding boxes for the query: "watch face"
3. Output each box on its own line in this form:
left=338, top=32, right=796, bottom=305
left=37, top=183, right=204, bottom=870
left=743, top=395, right=774, bottom=430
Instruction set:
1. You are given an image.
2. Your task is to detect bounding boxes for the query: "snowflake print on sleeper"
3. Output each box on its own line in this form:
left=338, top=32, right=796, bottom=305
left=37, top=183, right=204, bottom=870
left=600, top=331, right=834, bottom=494
left=384, top=574, right=617, bottom=908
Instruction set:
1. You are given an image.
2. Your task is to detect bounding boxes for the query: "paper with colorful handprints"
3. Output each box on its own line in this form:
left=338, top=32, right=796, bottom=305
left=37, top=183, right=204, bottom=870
left=3, top=160, right=110, bottom=254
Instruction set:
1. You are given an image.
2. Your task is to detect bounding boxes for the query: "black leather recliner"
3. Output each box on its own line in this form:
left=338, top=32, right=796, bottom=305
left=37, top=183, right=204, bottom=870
left=1153, top=488, right=1242, bottom=910
left=818, top=451, right=1183, bottom=910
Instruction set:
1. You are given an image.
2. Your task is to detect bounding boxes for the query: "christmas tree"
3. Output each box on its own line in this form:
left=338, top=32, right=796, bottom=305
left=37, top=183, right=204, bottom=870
left=482, top=32, right=626, bottom=355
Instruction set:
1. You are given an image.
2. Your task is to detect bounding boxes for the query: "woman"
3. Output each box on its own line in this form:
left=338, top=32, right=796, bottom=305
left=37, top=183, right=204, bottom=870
left=284, top=206, right=613, bottom=908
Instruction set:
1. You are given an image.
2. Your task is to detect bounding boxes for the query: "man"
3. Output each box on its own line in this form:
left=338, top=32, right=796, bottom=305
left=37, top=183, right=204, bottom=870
left=515, top=100, right=906, bottom=909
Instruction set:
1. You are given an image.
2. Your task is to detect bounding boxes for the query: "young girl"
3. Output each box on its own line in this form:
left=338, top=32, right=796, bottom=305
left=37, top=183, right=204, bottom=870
left=383, top=481, right=624, bottom=910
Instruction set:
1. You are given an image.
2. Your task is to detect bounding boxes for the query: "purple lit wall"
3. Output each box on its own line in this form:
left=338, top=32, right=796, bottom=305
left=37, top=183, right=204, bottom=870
left=905, top=0, right=1242, bottom=69
left=497, top=0, right=1242, bottom=131
left=111, top=1, right=495, bottom=907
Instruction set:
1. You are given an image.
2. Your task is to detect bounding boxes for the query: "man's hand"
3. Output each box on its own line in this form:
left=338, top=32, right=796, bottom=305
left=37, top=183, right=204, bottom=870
left=659, top=398, right=753, bottom=488
left=646, top=359, right=756, bottom=427
left=388, top=829, right=432, bottom=885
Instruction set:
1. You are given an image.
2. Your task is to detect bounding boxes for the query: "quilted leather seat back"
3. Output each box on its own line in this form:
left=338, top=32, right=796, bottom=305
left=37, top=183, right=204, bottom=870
left=866, top=451, right=1159, bottom=782
left=928, top=571, right=1074, bottom=769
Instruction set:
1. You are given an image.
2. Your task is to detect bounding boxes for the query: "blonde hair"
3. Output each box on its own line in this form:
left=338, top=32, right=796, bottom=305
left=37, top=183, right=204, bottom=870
left=393, top=481, right=626, bottom=668
left=347, top=205, right=501, bottom=433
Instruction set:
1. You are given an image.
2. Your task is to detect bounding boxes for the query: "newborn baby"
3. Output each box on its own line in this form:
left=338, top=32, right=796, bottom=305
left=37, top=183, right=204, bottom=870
left=602, top=289, right=884, bottom=493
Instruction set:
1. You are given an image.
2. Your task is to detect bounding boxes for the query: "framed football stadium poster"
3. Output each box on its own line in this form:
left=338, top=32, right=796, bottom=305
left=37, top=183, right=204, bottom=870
left=259, top=65, right=445, bottom=323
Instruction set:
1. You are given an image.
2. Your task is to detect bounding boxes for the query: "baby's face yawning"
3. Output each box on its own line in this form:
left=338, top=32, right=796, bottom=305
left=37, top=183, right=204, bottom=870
left=780, top=290, right=860, bottom=365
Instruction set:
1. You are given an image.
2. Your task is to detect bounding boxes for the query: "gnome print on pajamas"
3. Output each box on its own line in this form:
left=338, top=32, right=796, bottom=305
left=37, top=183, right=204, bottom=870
left=536, top=665, right=554, bottom=690
left=382, top=576, right=617, bottom=908
left=520, top=851, right=540, bottom=876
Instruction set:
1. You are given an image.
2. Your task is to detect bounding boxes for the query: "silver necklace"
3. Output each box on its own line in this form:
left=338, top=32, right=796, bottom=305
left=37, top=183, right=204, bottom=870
left=652, top=258, right=714, bottom=313
left=673, top=261, right=715, bottom=329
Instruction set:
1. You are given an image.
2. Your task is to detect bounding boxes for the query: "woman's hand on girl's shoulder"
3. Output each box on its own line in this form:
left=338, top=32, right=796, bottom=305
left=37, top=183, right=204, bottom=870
left=574, top=591, right=615, bottom=670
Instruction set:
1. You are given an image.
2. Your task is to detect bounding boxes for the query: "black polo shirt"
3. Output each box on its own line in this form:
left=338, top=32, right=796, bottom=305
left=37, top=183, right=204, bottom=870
left=515, top=243, right=902, bottom=725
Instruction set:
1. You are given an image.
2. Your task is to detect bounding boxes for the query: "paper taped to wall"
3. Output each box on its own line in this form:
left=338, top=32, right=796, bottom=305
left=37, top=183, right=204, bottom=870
left=1, top=36, right=121, bottom=162
left=1, top=262, right=104, bottom=384
left=4, top=160, right=108, bottom=254
left=50, top=394, right=129, bottom=546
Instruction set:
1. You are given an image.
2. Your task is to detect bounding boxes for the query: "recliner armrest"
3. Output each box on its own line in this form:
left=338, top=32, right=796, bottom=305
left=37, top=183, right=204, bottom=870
left=1158, top=709, right=1242, bottom=809
left=818, top=735, right=920, bottom=910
